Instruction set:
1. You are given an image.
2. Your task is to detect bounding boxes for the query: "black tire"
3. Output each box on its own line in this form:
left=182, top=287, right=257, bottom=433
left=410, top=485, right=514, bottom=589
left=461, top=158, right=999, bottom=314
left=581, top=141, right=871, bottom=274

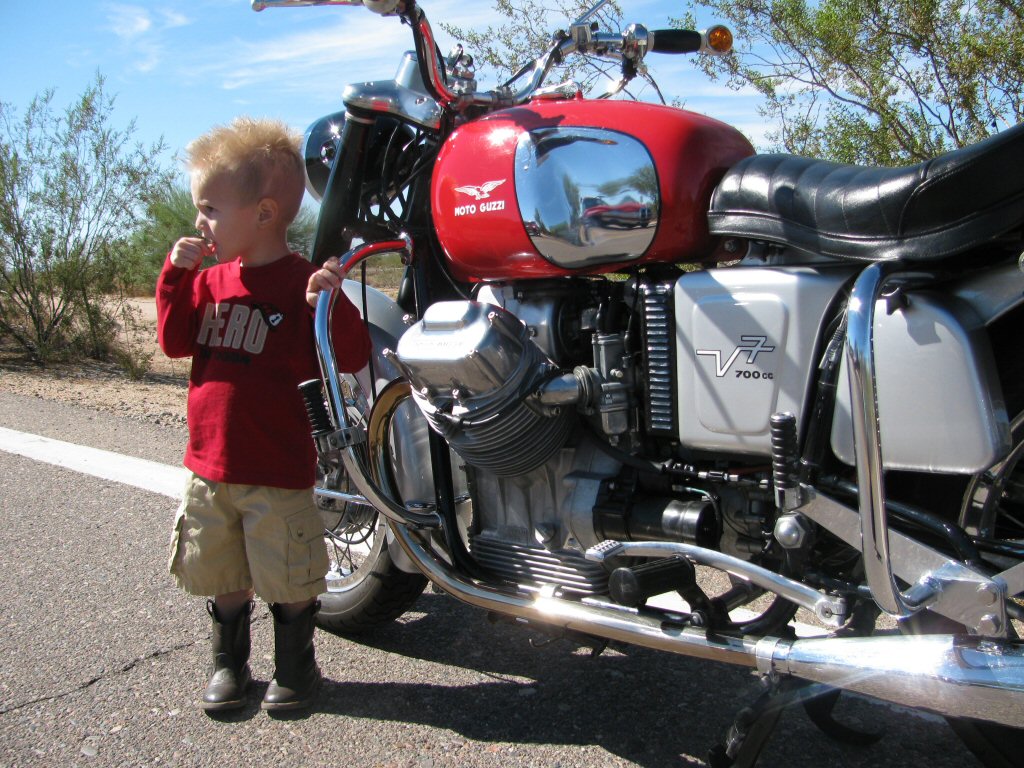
left=946, top=719, right=1024, bottom=768
left=318, top=514, right=426, bottom=635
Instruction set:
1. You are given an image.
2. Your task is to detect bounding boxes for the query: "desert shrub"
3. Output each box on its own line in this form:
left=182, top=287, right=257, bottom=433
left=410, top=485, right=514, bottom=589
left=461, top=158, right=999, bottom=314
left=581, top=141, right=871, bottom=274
left=0, top=73, right=172, bottom=367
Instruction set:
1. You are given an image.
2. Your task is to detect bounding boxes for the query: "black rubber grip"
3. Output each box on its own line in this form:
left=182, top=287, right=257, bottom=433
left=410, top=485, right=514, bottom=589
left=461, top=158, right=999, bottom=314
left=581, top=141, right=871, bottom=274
left=609, top=557, right=697, bottom=608
left=649, top=29, right=702, bottom=54
left=298, top=378, right=333, bottom=437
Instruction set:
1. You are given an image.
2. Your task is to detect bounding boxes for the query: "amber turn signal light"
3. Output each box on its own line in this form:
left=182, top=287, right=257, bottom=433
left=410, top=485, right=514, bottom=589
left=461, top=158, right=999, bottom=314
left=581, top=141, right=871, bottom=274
left=705, top=25, right=733, bottom=54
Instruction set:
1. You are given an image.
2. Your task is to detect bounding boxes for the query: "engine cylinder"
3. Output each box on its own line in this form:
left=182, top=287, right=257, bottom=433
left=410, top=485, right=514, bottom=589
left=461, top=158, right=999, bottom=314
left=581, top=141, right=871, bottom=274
left=391, top=301, right=575, bottom=476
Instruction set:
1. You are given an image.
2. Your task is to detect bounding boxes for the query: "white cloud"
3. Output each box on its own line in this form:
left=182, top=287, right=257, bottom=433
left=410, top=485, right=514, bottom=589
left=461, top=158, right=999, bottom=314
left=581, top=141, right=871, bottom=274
left=102, top=2, right=196, bottom=78
left=158, top=10, right=192, bottom=29
left=217, top=21, right=410, bottom=92
left=131, top=48, right=162, bottom=74
left=106, top=4, right=152, bottom=40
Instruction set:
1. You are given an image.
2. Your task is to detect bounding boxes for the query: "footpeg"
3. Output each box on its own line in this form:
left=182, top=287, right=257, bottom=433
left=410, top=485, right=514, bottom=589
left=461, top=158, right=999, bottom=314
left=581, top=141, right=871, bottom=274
left=585, top=539, right=625, bottom=561
left=587, top=539, right=847, bottom=627
left=609, top=556, right=696, bottom=608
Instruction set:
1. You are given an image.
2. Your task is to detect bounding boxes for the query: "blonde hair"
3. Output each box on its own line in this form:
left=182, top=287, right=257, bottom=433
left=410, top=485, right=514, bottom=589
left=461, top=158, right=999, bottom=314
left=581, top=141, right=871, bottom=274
left=187, top=116, right=305, bottom=225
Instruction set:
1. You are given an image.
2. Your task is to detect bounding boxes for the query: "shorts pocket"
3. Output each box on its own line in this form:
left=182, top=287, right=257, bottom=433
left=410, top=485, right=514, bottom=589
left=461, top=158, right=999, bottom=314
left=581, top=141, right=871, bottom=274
left=167, top=508, right=186, bottom=575
left=285, top=508, right=330, bottom=588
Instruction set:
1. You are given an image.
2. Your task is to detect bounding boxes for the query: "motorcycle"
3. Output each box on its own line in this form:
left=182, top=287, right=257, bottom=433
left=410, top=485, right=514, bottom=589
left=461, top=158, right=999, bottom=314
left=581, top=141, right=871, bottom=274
left=255, top=0, right=1024, bottom=764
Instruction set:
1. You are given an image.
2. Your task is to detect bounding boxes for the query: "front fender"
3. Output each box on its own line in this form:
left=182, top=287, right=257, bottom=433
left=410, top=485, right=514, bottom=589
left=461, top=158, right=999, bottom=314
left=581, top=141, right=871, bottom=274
left=341, top=278, right=408, bottom=347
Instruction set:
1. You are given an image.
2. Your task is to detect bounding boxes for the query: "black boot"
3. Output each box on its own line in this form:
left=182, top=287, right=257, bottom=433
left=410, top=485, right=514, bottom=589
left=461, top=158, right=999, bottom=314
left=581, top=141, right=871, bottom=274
left=201, top=599, right=253, bottom=711
left=262, top=601, right=321, bottom=711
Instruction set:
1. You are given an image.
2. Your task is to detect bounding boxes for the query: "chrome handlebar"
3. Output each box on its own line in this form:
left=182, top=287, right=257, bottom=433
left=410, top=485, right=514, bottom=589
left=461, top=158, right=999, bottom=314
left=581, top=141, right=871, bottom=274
left=253, top=0, right=360, bottom=9
left=252, top=0, right=729, bottom=111
left=252, top=0, right=392, bottom=11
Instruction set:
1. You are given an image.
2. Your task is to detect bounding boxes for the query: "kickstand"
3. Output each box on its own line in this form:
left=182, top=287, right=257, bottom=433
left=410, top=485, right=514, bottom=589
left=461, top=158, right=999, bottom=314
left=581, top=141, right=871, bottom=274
left=708, top=678, right=884, bottom=767
left=802, top=686, right=884, bottom=745
left=708, top=676, right=793, bottom=768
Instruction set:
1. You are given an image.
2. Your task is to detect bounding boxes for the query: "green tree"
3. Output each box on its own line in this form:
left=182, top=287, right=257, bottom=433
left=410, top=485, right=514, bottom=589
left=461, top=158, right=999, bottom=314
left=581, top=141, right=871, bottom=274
left=0, top=73, right=172, bottom=365
left=129, top=183, right=197, bottom=291
left=676, top=0, right=1024, bottom=163
left=286, top=204, right=320, bottom=262
left=440, top=1, right=635, bottom=96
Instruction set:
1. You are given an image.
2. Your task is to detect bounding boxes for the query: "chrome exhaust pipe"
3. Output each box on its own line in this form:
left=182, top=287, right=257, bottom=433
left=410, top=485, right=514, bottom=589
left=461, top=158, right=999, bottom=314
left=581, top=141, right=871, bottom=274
left=389, top=521, right=1024, bottom=727
left=767, top=634, right=1024, bottom=726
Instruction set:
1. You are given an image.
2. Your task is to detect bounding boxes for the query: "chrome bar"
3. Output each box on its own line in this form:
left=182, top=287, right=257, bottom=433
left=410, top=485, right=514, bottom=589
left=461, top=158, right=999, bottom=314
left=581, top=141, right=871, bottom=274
left=573, top=0, right=611, bottom=26
left=585, top=540, right=847, bottom=627
left=312, top=238, right=440, bottom=529
left=313, top=238, right=408, bottom=428
left=315, top=487, right=374, bottom=506
left=999, top=560, right=1024, bottom=598
left=845, top=263, right=931, bottom=616
left=802, top=488, right=1007, bottom=634
left=410, top=6, right=461, bottom=106
left=252, top=0, right=361, bottom=10
left=770, top=635, right=1024, bottom=726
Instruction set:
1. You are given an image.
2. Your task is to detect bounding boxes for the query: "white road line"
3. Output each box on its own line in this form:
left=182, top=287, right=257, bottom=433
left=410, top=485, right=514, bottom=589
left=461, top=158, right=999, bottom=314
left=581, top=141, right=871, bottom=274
left=0, top=426, right=186, bottom=500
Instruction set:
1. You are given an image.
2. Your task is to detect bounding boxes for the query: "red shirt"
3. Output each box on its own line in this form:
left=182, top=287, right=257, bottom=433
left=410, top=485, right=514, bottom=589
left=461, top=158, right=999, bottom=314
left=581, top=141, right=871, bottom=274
left=156, top=253, right=370, bottom=489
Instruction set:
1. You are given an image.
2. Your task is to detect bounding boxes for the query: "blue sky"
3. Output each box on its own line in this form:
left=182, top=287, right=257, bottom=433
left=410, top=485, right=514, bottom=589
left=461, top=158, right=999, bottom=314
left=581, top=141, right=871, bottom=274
left=0, top=0, right=763, bottom=179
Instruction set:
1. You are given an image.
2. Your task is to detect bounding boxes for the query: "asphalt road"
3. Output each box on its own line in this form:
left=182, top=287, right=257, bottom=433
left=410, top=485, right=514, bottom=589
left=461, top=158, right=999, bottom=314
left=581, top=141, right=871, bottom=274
left=0, top=389, right=984, bottom=768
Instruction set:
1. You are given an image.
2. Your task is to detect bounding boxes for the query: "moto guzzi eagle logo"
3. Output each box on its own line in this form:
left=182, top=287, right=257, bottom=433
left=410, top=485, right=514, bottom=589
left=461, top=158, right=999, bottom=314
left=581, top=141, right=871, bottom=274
left=454, top=179, right=506, bottom=200
left=453, top=179, right=508, bottom=216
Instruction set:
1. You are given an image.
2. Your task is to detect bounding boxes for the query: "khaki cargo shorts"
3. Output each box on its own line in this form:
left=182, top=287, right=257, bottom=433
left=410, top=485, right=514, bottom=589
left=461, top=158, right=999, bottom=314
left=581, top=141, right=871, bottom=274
left=168, top=473, right=328, bottom=604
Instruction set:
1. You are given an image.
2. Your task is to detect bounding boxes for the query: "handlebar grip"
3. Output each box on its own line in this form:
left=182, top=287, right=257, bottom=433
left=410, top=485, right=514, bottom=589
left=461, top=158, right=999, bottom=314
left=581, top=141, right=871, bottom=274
left=649, top=29, right=702, bottom=54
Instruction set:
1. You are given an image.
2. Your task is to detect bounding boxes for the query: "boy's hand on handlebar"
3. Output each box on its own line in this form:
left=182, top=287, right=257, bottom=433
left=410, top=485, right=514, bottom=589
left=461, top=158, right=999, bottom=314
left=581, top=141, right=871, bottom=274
left=306, top=257, right=344, bottom=308
left=169, top=237, right=213, bottom=271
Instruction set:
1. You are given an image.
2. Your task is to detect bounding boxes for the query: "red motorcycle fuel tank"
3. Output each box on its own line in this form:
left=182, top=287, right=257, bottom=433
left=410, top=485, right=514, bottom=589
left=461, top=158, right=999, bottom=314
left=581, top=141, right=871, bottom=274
left=431, top=98, right=754, bottom=281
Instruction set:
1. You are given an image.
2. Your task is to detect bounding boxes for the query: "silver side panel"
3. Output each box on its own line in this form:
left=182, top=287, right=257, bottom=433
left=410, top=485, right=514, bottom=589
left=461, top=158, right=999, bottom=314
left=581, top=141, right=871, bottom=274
left=674, top=266, right=853, bottom=456
left=831, top=290, right=1011, bottom=473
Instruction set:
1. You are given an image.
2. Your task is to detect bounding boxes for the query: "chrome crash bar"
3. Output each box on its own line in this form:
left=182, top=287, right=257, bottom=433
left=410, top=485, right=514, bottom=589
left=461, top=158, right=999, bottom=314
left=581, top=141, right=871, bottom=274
left=312, top=237, right=441, bottom=529
left=845, top=262, right=926, bottom=617
left=253, top=0, right=364, bottom=11
left=844, top=263, right=1009, bottom=633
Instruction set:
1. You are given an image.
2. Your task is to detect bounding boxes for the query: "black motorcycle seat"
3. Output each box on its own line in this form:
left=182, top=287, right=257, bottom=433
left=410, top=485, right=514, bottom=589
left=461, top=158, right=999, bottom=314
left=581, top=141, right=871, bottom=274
left=707, top=121, right=1024, bottom=262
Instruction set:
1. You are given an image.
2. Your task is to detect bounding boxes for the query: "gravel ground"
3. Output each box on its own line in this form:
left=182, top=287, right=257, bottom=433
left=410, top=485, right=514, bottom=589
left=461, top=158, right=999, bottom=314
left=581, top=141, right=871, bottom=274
left=0, top=298, right=189, bottom=428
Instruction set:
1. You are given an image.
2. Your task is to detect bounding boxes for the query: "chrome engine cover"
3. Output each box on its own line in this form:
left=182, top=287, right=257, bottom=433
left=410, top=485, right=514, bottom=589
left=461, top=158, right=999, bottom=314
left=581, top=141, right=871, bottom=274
left=390, top=300, right=575, bottom=476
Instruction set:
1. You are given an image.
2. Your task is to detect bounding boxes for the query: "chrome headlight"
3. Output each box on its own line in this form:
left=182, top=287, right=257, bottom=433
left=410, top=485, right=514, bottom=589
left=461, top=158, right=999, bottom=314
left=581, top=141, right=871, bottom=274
left=302, top=112, right=417, bottom=202
left=302, top=111, right=346, bottom=201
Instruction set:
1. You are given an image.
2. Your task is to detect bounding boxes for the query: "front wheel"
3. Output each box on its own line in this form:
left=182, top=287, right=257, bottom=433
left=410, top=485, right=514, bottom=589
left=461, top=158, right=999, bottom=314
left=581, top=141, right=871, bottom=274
left=318, top=491, right=426, bottom=634
left=315, top=349, right=429, bottom=634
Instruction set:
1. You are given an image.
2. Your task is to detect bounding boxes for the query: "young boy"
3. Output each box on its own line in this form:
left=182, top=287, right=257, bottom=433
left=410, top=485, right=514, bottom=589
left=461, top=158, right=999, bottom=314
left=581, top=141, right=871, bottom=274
left=157, top=116, right=370, bottom=712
